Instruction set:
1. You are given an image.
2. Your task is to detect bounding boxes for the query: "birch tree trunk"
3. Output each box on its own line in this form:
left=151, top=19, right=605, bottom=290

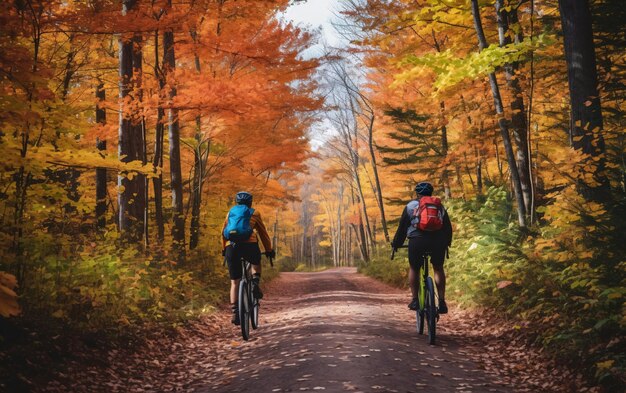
left=495, top=0, right=533, bottom=217
left=365, top=110, right=389, bottom=243
left=471, top=0, right=527, bottom=227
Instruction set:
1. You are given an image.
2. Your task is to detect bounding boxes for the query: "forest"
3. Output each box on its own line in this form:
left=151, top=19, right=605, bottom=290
left=0, top=0, right=624, bottom=391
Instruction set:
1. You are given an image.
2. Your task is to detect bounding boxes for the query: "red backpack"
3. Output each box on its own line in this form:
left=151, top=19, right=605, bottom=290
left=412, top=196, right=444, bottom=231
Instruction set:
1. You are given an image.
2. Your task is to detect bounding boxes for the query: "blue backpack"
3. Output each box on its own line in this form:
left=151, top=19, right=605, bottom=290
left=223, top=205, right=254, bottom=242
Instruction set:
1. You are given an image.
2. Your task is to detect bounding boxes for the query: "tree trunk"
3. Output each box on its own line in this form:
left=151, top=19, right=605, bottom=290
left=336, top=185, right=343, bottom=266
left=189, top=31, right=206, bottom=250
left=495, top=0, right=533, bottom=216
left=440, top=101, right=452, bottom=199
left=95, top=82, right=107, bottom=230
left=163, top=28, right=186, bottom=263
left=131, top=34, right=147, bottom=244
left=310, top=231, right=316, bottom=269
left=476, top=147, right=483, bottom=195
left=153, top=31, right=165, bottom=243
left=273, top=215, right=279, bottom=256
left=353, top=155, right=375, bottom=255
left=366, top=115, right=389, bottom=243
left=471, top=0, right=527, bottom=227
left=117, top=0, right=140, bottom=237
left=351, top=186, right=370, bottom=263
left=558, top=0, right=609, bottom=202
left=189, top=121, right=203, bottom=250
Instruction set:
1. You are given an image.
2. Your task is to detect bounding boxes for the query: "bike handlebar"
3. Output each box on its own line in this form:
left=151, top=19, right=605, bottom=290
left=390, top=245, right=450, bottom=260
left=264, top=252, right=274, bottom=267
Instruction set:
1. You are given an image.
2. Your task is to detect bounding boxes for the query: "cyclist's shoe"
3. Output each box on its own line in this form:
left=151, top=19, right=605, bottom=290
left=408, top=298, right=418, bottom=310
left=231, top=308, right=240, bottom=325
left=252, top=279, right=264, bottom=300
left=438, top=300, right=448, bottom=314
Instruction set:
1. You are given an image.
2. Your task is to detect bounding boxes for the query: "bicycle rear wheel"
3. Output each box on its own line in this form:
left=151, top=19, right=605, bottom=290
left=238, top=280, right=250, bottom=341
left=425, top=276, right=437, bottom=345
left=251, top=296, right=260, bottom=330
left=416, top=264, right=426, bottom=335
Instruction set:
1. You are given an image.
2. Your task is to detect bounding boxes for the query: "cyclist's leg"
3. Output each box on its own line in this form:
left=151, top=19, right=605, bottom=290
left=407, top=237, right=425, bottom=309
left=431, top=247, right=447, bottom=313
left=230, top=280, right=239, bottom=304
left=243, top=243, right=263, bottom=299
left=251, top=262, right=262, bottom=277
left=225, top=245, right=243, bottom=323
left=408, top=267, right=418, bottom=299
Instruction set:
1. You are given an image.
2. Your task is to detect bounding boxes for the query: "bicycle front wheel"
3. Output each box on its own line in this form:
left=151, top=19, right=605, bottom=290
left=416, top=306, right=424, bottom=335
left=238, top=280, right=250, bottom=341
left=425, top=276, right=437, bottom=345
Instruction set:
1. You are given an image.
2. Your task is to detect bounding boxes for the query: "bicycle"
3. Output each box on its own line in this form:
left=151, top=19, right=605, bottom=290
left=237, top=252, right=273, bottom=341
left=391, top=245, right=439, bottom=345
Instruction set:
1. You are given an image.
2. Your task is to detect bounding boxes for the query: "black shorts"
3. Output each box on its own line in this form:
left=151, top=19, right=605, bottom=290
left=225, top=243, right=261, bottom=280
left=408, top=235, right=447, bottom=271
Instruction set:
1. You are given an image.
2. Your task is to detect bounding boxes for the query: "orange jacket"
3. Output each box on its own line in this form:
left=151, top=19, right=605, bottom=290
left=221, top=209, right=273, bottom=252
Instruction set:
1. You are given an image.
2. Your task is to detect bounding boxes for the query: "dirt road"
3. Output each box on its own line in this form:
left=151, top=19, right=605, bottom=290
left=41, top=268, right=583, bottom=392
left=202, top=268, right=511, bottom=393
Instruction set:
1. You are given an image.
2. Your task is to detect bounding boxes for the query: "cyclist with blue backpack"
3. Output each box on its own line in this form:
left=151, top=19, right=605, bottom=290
left=391, top=182, right=453, bottom=314
left=222, top=191, right=275, bottom=325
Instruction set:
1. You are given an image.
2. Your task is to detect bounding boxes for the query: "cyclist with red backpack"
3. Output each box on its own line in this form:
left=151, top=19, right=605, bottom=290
left=391, top=182, right=453, bottom=314
left=222, top=191, right=275, bottom=325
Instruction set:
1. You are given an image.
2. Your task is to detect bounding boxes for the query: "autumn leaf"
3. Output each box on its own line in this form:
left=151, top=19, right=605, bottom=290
left=496, top=281, right=513, bottom=289
left=0, top=272, right=20, bottom=317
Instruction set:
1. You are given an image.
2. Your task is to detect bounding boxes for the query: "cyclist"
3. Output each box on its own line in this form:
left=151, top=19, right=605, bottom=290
left=391, top=182, right=452, bottom=314
left=222, top=191, right=275, bottom=325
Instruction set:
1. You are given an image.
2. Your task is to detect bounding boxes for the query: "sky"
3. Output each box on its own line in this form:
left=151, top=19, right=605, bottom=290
left=279, top=0, right=345, bottom=57
left=279, top=0, right=353, bottom=150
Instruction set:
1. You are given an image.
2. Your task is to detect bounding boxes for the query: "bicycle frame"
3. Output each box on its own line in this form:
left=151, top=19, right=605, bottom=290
left=241, top=257, right=253, bottom=284
left=418, top=254, right=429, bottom=310
left=391, top=245, right=439, bottom=344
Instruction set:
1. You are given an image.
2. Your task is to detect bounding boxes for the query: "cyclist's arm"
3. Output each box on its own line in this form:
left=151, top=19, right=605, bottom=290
left=443, top=209, right=453, bottom=246
left=253, top=212, right=273, bottom=252
left=221, top=214, right=228, bottom=250
left=391, top=206, right=410, bottom=249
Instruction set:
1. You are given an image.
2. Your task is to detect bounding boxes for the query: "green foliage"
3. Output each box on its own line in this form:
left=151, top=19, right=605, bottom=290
left=360, top=245, right=409, bottom=289
left=395, top=35, right=553, bottom=91
left=275, top=256, right=334, bottom=273
left=379, top=108, right=441, bottom=171
left=275, top=256, right=300, bottom=272
left=446, top=187, right=527, bottom=307
left=450, top=187, right=625, bottom=389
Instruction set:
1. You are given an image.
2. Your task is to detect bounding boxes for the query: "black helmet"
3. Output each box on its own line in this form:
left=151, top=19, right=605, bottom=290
left=235, top=191, right=253, bottom=205
left=414, top=182, right=433, bottom=196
